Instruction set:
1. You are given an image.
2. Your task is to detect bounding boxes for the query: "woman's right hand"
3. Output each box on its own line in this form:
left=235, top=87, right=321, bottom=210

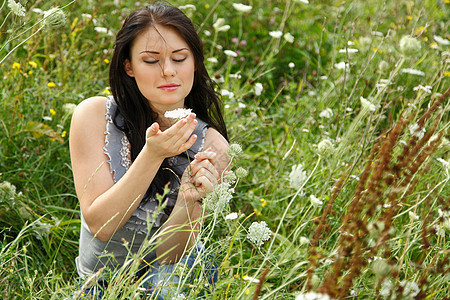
left=144, top=113, right=198, bottom=160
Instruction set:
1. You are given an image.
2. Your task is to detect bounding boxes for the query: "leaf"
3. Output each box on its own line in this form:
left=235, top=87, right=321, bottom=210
left=25, top=121, right=64, bottom=144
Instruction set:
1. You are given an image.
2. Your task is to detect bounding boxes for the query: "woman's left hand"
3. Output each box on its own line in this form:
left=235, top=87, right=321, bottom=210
left=178, top=148, right=219, bottom=206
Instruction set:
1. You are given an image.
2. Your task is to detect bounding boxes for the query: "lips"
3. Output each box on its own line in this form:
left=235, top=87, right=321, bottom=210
left=158, top=83, right=180, bottom=91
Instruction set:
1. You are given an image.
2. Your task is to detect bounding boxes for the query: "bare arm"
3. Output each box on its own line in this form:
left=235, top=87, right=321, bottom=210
left=155, top=128, right=230, bottom=264
left=69, top=97, right=198, bottom=242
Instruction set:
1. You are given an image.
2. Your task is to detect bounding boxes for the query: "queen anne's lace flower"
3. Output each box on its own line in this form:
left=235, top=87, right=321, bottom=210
left=213, top=18, right=230, bottom=32
left=409, top=123, right=426, bottom=139
left=319, top=108, right=333, bottom=118
left=433, top=35, right=450, bottom=45
left=164, top=108, right=192, bottom=120
left=235, top=167, right=248, bottom=178
left=8, top=0, right=25, bottom=17
left=360, top=96, right=376, bottom=112
left=289, top=164, right=307, bottom=189
left=224, top=50, right=238, bottom=57
left=203, top=182, right=234, bottom=213
left=232, top=3, right=252, bottom=13
left=399, top=35, right=421, bottom=56
left=62, top=103, right=77, bottom=115
left=401, top=68, right=425, bottom=76
left=253, top=83, right=263, bottom=96
left=43, top=7, right=67, bottom=29
left=309, top=195, right=323, bottom=207
left=247, top=221, right=271, bottom=246
left=228, top=143, right=242, bottom=157
left=225, top=212, right=238, bottom=220
left=317, top=139, right=334, bottom=157
left=284, top=32, right=294, bottom=43
left=269, top=31, right=283, bottom=39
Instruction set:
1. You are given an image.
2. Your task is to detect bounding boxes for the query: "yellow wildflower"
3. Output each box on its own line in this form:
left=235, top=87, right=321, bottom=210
left=48, top=82, right=57, bottom=87
left=415, top=26, right=426, bottom=36
left=407, top=16, right=412, bottom=21
left=260, top=198, right=267, bottom=208
left=444, top=71, right=450, bottom=77
left=13, top=62, right=21, bottom=70
left=245, top=289, right=250, bottom=295
left=104, top=58, right=110, bottom=64
left=62, top=130, right=67, bottom=138
left=205, top=4, right=210, bottom=9
left=103, top=88, right=111, bottom=95
left=29, top=61, right=38, bottom=68
left=28, top=71, right=33, bottom=75
left=253, top=208, right=261, bottom=217
left=50, top=109, right=56, bottom=116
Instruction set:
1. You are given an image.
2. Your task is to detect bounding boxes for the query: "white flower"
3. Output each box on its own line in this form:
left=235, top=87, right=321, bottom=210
left=228, top=143, right=242, bottom=157
left=253, top=83, right=263, bottom=96
left=409, top=123, right=426, bottom=139
left=433, top=35, right=450, bottom=45
left=178, top=4, right=196, bottom=10
left=221, top=89, right=234, bottom=98
left=317, top=139, right=334, bottom=157
left=32, top=8, right=44, bottom=14
left=269, top=31, right=283, bottom=39
left=43, top=7, right=67, bottom=29
left=203, top=30, right=211, bottom=36
left=371, top=31, right=384, bottom=37
left=400, top=280, right=420, bottom=298
left=360, top=96, right=376, bottom=112
left=247, top=221, right=271, bottom=246
left=339, top=48, right=359, bottom=53
left=164, top=108, right=192, bottom=120
left=203, top=182, right=234, bottom=213
left=284, top=32, right=295, bottom=43
left=207, top=57, right=218, bottom=63
left=289, top=164, right=307, bottom=189
left=7, top=0, right=25, bottom=17
left=62, top=103, right=77, bottom=115
left=299, top=237, right=310, bottom=245
left=295, top=292, right=331, bottom=300
left=94, top=27, right=113, bottom=36
left=399, top=35, right=421, bottom=56
left=0, top=181, right=17, bottom=199
left=401, top=68, right=425, bottom=76
left=213, top=18, right=231, bottom=32
left=42, top=116, right=52, bottom=121
left=243, top=276, right=260, bottom=283
left=225, top=212, right=238, bottom=220
left=293, top=0, right=309, bottom=3
left=319, top=108, right=333, bottom=118
left=409, top=211, right=419, bottom=221
left=289, top=62, right=295, bottom=68
left=310, top=195, right=323, bottom=207
left=334, top=61, right=349, bottom=70
left=380, top=279, right=394, bottom=298
left=232, top=3, right=252, bottom=13
left=235, top=167, right=248, bottom=178
left=413, top=85, right=432, bottom=93
left=224, top=50, right=238, bottom=57
left=171, top=293, right=186, bottom=300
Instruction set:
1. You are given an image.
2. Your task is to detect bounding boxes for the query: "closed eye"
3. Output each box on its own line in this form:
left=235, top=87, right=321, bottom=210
left=173, top=57, right=187, bottom=63
left=144, top=60, right=158, bottom=64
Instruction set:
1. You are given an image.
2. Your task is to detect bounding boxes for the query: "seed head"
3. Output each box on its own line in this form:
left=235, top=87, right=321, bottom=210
left=399, top=35, right=421, bottom=56
left=317, top=139, right=334, bottom=157
left=44, top=7, right=67, bottom=29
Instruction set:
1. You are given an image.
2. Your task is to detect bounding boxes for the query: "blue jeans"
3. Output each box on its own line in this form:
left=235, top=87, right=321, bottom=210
left=78, top=246, right=217, bottom=299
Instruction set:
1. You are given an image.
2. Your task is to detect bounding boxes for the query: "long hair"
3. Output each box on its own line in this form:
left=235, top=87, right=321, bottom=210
left=109, top=3, right=228, bottom=161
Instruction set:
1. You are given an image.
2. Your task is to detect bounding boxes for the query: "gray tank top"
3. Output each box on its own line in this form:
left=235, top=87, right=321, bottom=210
left=76, top=96, right=208, bottom=278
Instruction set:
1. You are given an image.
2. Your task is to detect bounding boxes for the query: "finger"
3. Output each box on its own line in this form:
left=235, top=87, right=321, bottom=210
left=193, top=175, right=215, bottom=195
left=188, top=159, right=219, bottom=181
left=165, top=113, right=197, bottom=138
left=194, top=150, right=217, bottom=164
left=146, top=122, right=160, bottom=138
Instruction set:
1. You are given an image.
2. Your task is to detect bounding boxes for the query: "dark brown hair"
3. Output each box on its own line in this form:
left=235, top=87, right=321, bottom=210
left=109, top=3, right=228, bottom=160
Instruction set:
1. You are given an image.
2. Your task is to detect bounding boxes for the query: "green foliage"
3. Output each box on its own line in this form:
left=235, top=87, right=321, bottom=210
left=0, top=0, right=449, bottom=299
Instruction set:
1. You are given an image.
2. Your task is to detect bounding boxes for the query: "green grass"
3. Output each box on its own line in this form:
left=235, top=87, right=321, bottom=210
left=1, top=0, right=449, bottom=299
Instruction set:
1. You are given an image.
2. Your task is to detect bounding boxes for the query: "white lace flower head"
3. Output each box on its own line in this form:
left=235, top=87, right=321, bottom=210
left=247, top=221, right=271, bottom=246
left=289, top=164, right=307, bottom=189
left=164, top=108, right=192, bottom=120
left=203, top=182, right=234, bottom=214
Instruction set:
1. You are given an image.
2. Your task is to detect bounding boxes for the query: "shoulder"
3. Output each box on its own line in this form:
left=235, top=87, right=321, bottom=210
left=204, top=127, right=230, bottom=172
left=69, top=96, right=109, bottom=152
left=72, top=96, right=109, bottom=121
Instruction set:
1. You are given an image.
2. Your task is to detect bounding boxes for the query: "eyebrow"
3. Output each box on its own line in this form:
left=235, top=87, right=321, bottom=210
left=139, top=48, right=189, bottom=54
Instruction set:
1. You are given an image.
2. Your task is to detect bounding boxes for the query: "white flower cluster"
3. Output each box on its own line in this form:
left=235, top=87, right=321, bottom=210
left=203, top=182, right=234, bottom=214
left=289, top=164, right=307, bottom=189
left=247, top=221, right=271, bottom=246
left=8, top=0, right=25, bottom=17
left=408, top=123, right=426, bottom=139
left=0, top=181, right=17, bottom=200
left=319, top=108, right=333, bottom=118
left=232, top=3, right=252, bottom=13
left=228, top=143, right=243, bottom=157
left=295, top=292, right=331, bottom=300
left=164, top=108, right=192, bottom=120
left=170, top=293, right=186, bottom=300
left=380, top=279, right=420, bottom=299
left=213, top=18, right=230, bottom=32
left=360, top=96, right=376, bottom=112
left=43, top=7, right=67, bottom=29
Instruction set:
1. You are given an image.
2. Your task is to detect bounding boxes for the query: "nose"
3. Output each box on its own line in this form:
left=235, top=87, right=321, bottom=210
left=161, top=59, right=176, bottom=77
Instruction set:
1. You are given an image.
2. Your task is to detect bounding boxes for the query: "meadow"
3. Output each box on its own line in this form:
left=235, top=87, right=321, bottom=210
left=0, top=0, right=449, bottom=299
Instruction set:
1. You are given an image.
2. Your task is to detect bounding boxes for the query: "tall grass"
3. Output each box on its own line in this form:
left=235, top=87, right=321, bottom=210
left=1, top=0, right=448, bottom=299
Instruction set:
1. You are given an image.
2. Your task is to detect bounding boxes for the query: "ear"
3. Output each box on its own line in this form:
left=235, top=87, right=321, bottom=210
left=124, top=59, right=134, bottom=77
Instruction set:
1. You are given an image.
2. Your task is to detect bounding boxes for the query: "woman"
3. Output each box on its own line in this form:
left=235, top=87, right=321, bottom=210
left=69, top=3, right=229, bottom=298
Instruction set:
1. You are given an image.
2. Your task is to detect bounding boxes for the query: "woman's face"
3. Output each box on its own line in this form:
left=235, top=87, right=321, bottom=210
left=125, top=25, right=195, bottom=115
